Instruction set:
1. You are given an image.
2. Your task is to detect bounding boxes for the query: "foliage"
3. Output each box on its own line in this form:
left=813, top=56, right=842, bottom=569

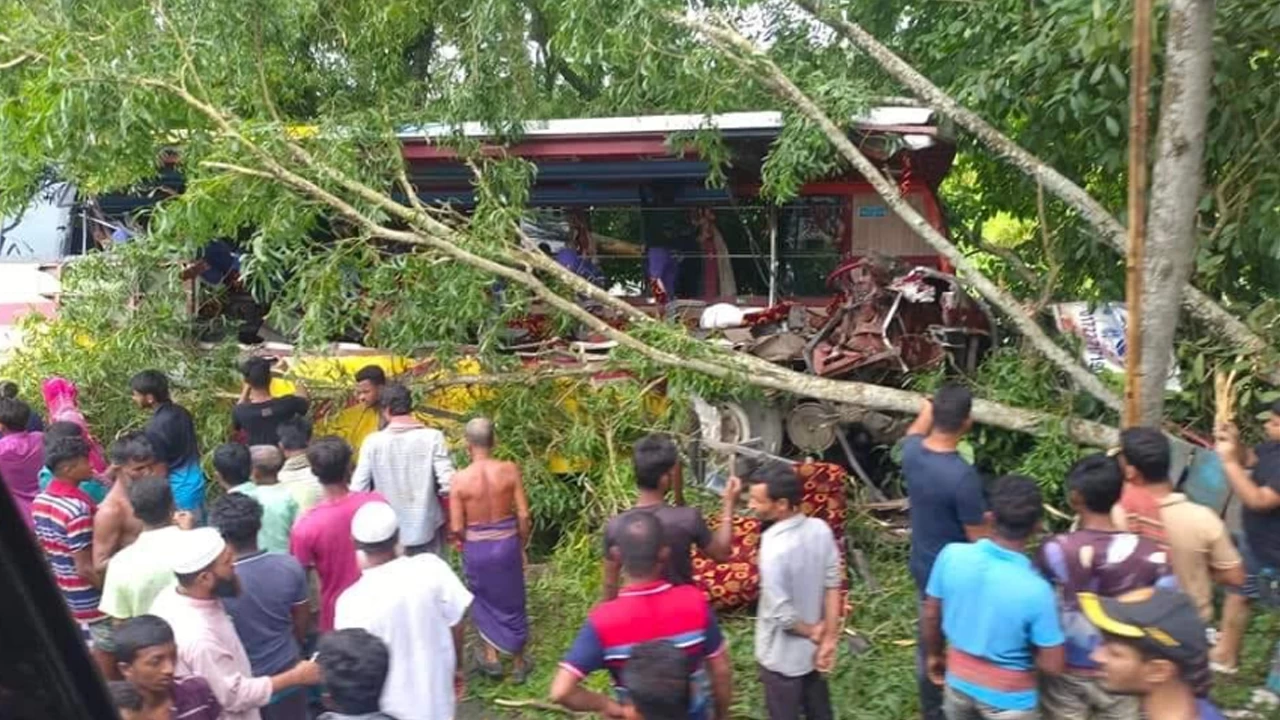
left=2, top=247, right=240, bottom=457
left=844, top=0, right=1280, bottom=324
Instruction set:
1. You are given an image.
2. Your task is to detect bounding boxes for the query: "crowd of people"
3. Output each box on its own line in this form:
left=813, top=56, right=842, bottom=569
left=904, top=385, right=1280, bottom=720
left=3, top=356, right=1279, bottom=720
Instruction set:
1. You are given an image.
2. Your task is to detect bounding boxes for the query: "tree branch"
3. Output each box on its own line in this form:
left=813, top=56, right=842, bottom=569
left=199, top=129, right=1116, bottom=447
left=673, top=12, right=1123, bottom=413
left=792, top=0, right=1278, bottom=384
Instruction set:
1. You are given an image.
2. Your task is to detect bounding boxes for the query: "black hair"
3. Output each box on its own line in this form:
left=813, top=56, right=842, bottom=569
left=127, top=477, right=174, bottom=527
left=1067, top=454, right=1123, bottom=514
left=108, top=431, right=156, bottom=465
left=990, top=474, right=1043, bottom=541
left=0, top=397, right=31, bottom=432
left=317, top=628, right=391, bottom=715
left=108, top=681, right=142, bottom=713
left=240, top=356, right=273, bottom=389
left=44, top=436, right=89, bottom=473
left=748, top=460, right=802, bottom=508
left=209, top=492, right=263, bottom=547
left=624, top=641, right=691, bottom=720
left=617, top=510, right=664, bottom=577
left=44, top=421, right=83, bottom=443
left=129, top=370, right=171, bottom=403
left=212, top=443, right=251, bottom=486
left=932, top=383, right=973, bottom=433
left=380, top=383, right=413, bottom=416
left=1120, top=427, right=1171, bottom=483
left=113, top=615, right=175, bottom=664
left=354, top=365, right=386, bottom=386
left=0, top=381, right=18, bottom=399
left=633, top=434, right=679, bottom=491
left=1272, top=399, right=1280, bottom=417
left=277, top=416, right=313, bottom=451
left=307, top=436, right=353, bottom=485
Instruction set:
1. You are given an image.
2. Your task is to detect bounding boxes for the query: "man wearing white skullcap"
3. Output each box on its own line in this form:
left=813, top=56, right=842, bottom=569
left=150, top=527, right=322, bottom=720
left=335, top=501, right=473, bottom=720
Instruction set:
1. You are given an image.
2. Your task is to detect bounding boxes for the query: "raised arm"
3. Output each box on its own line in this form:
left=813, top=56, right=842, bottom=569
left=1218, top=425, right=1280, bottom=511
left=703, top=476, right=740, bottom=562
left=905, top=397, right=934, bottom=437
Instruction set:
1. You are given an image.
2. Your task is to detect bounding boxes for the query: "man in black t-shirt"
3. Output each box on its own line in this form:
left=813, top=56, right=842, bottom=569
left=232, top=357, right=310, bottom=446
left=1211, top=401, right=1280, bottom=679
left=601, top=433, right=737, bottom=600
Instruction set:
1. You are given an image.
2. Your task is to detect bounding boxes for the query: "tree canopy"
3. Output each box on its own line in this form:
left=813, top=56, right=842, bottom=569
left=0, top=0, right=1274, bottom=434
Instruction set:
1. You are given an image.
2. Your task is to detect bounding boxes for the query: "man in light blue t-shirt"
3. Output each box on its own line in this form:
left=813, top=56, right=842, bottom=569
left=923, top=475, right=1065, bottom=718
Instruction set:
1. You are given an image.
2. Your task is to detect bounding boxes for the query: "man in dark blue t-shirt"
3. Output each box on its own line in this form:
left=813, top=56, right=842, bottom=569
left=902, top=383, right=988, bottom=720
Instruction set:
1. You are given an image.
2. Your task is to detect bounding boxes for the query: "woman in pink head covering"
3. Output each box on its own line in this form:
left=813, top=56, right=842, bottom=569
left=41, top=377, right=108, bottom=475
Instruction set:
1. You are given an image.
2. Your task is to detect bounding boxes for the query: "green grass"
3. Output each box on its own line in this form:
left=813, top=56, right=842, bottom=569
left=459, top=517, right=1280, bottom=719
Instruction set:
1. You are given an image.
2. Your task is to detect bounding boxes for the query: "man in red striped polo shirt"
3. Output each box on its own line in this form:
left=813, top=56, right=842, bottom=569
left=31, top=435, right=112, bottom=676
left=549, top=511, right=732, bottom=720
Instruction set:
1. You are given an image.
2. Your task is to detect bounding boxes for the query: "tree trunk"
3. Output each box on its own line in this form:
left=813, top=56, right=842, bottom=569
left=1138, top=0, right=1216, bottom=424
left=792, top=0, right=1278, bottom=385
left=675, top=14, right=1124, bottom=413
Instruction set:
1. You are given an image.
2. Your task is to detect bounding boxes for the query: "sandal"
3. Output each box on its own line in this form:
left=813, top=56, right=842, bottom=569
left=511, top=657, right=535, bottom=685
left=472, top=649, right=503, bottom=680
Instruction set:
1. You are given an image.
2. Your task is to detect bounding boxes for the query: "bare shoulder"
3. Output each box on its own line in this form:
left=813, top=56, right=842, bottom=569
left=451, top=464, right=477, bottom=489
left=499, top=460, right=522, bottom=480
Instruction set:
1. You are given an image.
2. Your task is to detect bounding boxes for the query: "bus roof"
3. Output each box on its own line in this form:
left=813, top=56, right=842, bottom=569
left=397, top=106, right=945, bottom=144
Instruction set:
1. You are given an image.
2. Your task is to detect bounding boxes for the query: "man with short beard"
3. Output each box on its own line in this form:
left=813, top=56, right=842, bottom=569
left=149, top=527, right=321, bottom=720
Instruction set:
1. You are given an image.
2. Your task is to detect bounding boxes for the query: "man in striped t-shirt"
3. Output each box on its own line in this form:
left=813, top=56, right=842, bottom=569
left=32, top=435, right=112, bottom=676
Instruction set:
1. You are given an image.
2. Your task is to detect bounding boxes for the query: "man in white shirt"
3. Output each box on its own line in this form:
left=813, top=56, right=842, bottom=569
left=350, top=384, right=455, bottom=555
left=335, top=501, right=472, bottom=720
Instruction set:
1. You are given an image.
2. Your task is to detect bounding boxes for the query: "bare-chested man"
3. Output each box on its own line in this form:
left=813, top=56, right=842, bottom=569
left=449, top=417, right=532, bottom=682
left=93, top=432, right=170, bottom=571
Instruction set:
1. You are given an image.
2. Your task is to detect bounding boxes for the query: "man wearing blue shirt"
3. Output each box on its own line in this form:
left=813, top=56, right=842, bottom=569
left=903, top=384, right=989, bottom=719
left=923, top=475, right=1065, bottom=719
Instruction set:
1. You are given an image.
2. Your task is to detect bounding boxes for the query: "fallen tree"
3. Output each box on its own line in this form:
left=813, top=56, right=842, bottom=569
left=0, top=0, right=1122, bottom=450
left=789, top=0, right=1278, bottom=391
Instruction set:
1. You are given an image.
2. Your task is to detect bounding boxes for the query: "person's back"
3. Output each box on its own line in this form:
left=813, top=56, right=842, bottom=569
left=453, top=458, right=520, bottom=526
left=210, top=493, right=309, bottom=682
left=100, top=478, right=186, bottom=621
left=902, top=386, right=986, bottom=589
left=224, top=552, right=307, bottom=673
left=924, top=476, right=1063, bottom=718
left=277, top=417, right=323, bottom=515
left=335, top=506, right=471, bottom=720
left=0, top=398, right=43, bottom=529
left=233, top=357, right=310, bottom=447
left=350, top=384, right=453, bottom=553
left=290, top=491, right=381, bottom=630
left=233, top=482, right=296, bottom=555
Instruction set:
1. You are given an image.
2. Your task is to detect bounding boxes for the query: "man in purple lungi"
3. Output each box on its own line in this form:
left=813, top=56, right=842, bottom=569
left=449, top=417, right=532, bottom=682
